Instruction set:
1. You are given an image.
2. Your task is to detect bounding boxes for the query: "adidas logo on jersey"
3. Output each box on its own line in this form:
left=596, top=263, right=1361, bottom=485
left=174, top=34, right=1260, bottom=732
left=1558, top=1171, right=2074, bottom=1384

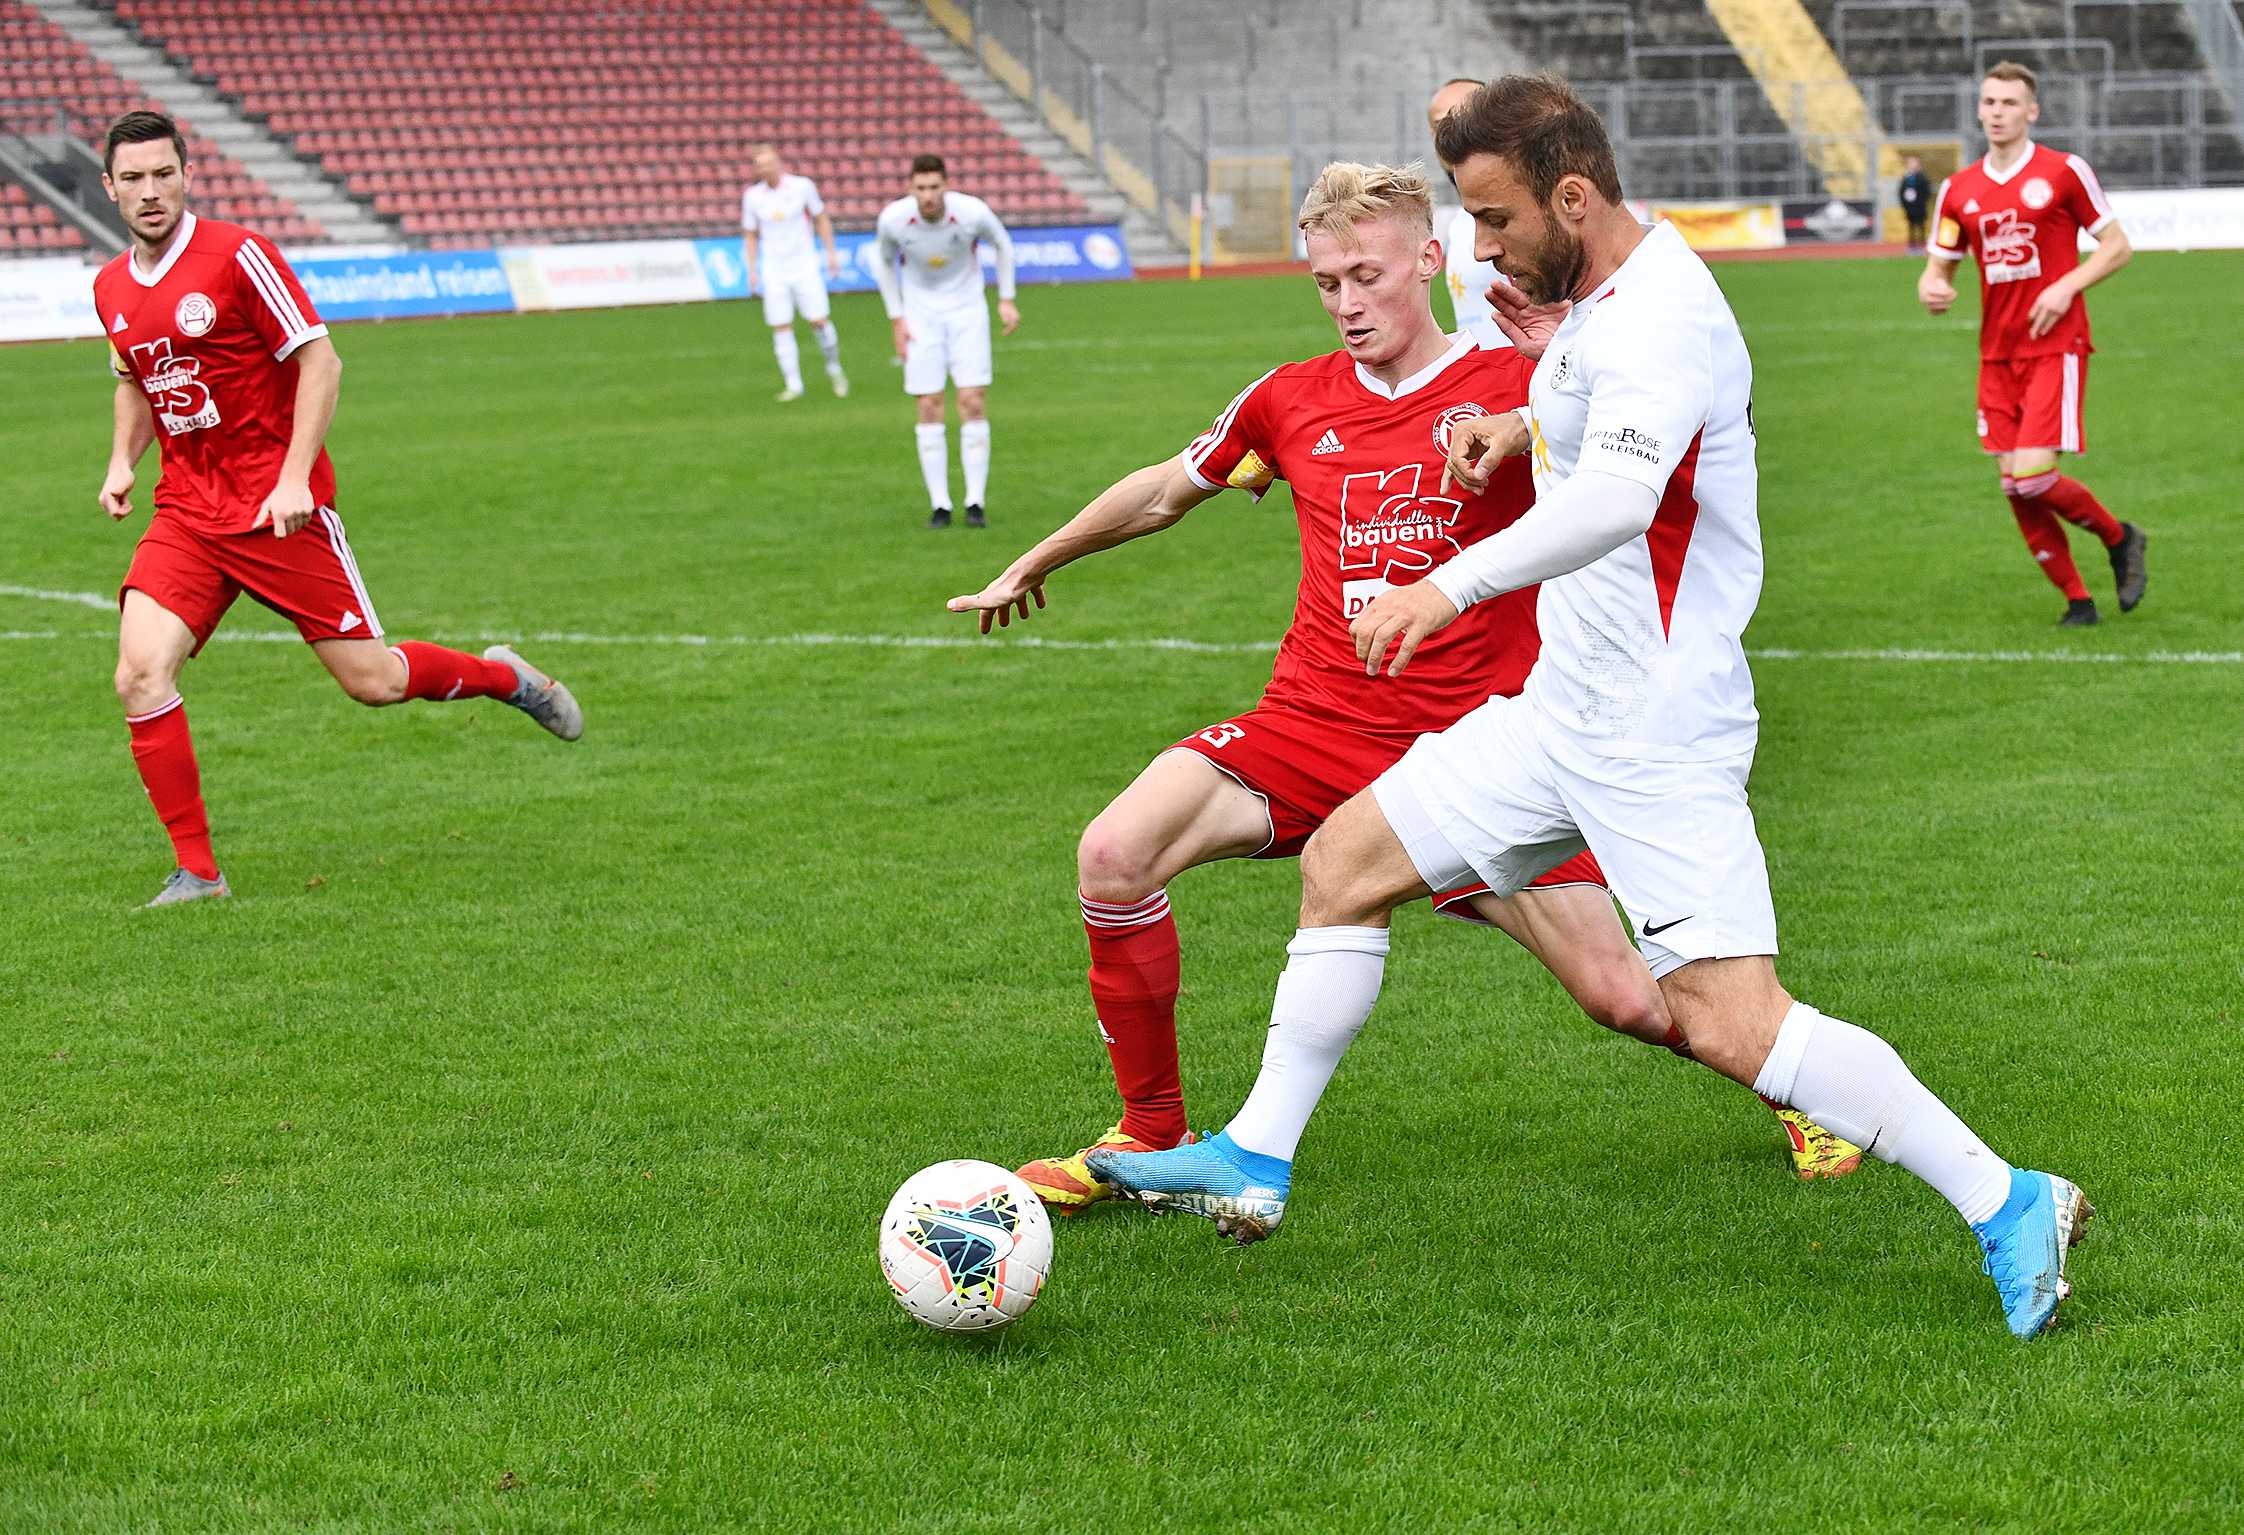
left=1311, top=429, right=1345, bottom=456
left=339, top=610, right=361, bottom=633
left=111, top=313, right=129, bottom=333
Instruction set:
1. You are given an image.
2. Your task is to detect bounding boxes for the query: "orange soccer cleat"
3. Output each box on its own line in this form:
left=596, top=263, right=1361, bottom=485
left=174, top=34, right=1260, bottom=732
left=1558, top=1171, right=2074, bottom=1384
left=1017, top=1123, right=1193, bottom=1214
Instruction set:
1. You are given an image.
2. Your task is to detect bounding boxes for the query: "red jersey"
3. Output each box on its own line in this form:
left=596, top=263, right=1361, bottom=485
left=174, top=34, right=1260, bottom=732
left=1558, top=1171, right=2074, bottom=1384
left=1929, top=143, right=2116, bottom=361
left=94, top=212, right=334, bottom=534
left=1184, top=338, right=1541, bottom=736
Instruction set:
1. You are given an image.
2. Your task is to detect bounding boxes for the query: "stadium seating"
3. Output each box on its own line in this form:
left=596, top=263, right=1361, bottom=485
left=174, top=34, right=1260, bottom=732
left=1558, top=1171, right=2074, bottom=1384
left=0, top=0, right=324, bottom=245
left=110, top=0, right=1092, bottom=249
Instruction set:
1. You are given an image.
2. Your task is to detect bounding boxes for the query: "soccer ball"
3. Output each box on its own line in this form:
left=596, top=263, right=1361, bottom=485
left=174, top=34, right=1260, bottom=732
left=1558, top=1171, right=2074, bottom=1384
left=879, top=1160, right=1053, bottom=1331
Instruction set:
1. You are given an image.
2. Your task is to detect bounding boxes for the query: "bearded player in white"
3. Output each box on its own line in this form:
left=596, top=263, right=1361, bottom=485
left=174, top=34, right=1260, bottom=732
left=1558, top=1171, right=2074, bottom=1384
left=1426, top=77, right=1511, bottom=351
left=874, top=153, right=1019, bottom=529
left=742, top=145, right=847, bottom=402
left=1095, top=76, right=2093, bottom=1342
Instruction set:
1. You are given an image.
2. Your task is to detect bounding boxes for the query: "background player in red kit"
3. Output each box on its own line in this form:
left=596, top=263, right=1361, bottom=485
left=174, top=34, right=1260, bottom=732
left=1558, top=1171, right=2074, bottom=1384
left=94, top=111, right=583, bottom=907
left=949, top=161, right=1854, bottom=1208
left=1918, top=63, right=2147, bottom=626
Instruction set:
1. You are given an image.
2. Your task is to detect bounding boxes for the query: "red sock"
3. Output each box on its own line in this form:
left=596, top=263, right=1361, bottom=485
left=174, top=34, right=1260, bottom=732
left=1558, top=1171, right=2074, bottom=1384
left=1082, top=889, right=1186, bottom=1149
left=2038, top=475, right=2123, bottom=546
left=127, top=696, right=219, bottom=880
left=392, top=642, right=518, bottom=702
left=2009, top=497, right=2090, bottom=600
left=1654, top=1021, right=1694, bottom=1059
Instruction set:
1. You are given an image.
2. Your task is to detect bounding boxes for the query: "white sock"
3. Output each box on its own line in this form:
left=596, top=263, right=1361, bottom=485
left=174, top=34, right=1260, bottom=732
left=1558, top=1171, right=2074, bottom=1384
left=1223, top=926, right=1390, bottom=1162
left=1754, top=1002, right=2013, bottom=1226
left=915, top=422, right=952, bottom=509
left=960, top=419, right=991, bottom=507
left=772, top=329, right=803, bottom=391
left=813, top=322, right=843, bottom=375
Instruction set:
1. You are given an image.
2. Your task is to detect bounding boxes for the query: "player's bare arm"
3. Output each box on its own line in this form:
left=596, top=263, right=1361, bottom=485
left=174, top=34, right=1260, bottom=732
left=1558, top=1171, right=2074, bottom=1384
left=814, top=208, right=840, bottom=281
left=253, top=336, right=341, bottom=539
left=1918, top=253, right=1961, bottom=315
left=946, top=455, right=1217, bottom=632
left=1440, top=407, right=1530, bottom=496
left=997, top=299, right=1021, bottom=337
left=741, top=228, right=760, bottom=295
left=2028, top=221, right=2131, bottom=339
left=101, top=380, right=156, bottom=520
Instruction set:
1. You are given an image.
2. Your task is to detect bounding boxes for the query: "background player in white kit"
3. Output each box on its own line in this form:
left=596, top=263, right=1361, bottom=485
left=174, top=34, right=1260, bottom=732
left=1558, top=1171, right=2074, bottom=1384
left=741, top=145, right=846, bottom=402
left=874, top=154, right=1019, bottom=529
left=1426, top=78, right=1511, bottom=350
left=1097, top=76, right=2093, bottom=1342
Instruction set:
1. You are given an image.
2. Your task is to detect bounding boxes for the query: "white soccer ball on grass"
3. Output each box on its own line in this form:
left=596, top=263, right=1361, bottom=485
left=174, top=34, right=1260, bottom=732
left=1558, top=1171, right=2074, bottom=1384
left=879, top=1159, right=1053, bottom=1331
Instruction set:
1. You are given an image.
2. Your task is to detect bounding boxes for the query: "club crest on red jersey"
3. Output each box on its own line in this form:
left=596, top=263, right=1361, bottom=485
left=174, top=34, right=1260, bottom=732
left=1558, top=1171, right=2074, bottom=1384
left=1432, top=401, right=1489, bottom=454
left=2021, top=177, right=2054, bottom=210
left=175, top=292, right=217, bottom=336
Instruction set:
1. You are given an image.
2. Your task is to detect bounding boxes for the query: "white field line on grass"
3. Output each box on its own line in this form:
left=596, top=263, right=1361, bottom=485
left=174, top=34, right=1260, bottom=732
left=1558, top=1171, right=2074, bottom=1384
left=4, top=589, right=2239, bottom=662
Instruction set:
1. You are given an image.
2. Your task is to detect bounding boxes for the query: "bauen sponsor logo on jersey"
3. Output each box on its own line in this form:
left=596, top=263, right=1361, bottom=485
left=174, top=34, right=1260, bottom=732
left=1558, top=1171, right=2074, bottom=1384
left=1337, top=461, right=1464, bottom=618
left=1431, top=400, right=1489, bottom=454
left=130, top=337, right=220, bottom=433
left=1978, top=209, right=2042, bottom=282
left=1586, top=425, right=1663, bottom=464
left=174, top=292, right=217, bottom=337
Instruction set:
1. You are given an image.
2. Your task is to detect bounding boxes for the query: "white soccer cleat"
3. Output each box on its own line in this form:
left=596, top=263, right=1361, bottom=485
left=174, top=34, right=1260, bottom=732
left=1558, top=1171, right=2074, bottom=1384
left=143, top=867, right=229, bottom=908
left=775, top=385, right=805, bottom=402
left=830, top=371, right=850, bottom=397
left=482, top=644, right=584, bottom=742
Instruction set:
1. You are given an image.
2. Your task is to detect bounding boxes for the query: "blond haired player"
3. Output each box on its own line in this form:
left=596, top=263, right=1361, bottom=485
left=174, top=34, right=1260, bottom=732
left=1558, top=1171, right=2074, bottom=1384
left=742, top=145, right=847, bottom=401
left=951, top=159, right=1856, bottom=1220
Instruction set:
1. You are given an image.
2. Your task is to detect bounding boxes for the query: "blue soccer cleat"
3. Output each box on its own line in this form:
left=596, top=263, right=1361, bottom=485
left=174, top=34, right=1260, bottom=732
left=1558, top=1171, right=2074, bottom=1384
left=1085, top=1130, right=1290, bottom=1246
left=1972, top=1168, right=2094, bottom=1339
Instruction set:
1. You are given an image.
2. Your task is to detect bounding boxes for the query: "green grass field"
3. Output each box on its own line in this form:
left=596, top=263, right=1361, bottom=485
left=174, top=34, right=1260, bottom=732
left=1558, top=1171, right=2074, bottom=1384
left=4, top=252, right=2242, bottom=1532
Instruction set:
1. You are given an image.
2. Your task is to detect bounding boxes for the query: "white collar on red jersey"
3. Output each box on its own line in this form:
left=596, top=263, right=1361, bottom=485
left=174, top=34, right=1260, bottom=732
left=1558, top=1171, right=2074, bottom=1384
left=128, top=210, right=198, bottom=287
left=1981, top=142, right=2037, bottom=184
left=1353, top=332, right=1476, bottom=401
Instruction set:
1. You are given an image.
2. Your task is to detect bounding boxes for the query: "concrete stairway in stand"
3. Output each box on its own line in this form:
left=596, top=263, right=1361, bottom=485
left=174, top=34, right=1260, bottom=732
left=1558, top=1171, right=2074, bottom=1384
left=31, top=0, right=394, bottom=244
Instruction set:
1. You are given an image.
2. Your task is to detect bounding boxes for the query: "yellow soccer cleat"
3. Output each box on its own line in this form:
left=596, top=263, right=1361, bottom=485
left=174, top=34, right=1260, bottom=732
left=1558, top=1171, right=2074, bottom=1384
left=1768, top=1100, right=1863, bottom=1179
left=1017, top=1123, right=1192, bottom=1215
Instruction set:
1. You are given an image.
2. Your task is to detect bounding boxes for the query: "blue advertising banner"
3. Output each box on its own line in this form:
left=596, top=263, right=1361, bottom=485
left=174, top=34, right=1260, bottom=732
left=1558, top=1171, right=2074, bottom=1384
left=708, top=222, right=1133, bottom=301
left=293, top=250, right=515, bottom=322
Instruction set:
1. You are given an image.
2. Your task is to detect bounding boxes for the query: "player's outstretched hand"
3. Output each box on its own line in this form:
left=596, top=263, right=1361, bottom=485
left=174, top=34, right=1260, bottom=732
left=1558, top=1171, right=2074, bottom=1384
left=1918, top=268, right=1957, bottom=316
left=253, top=478, right=318, bottom=539
left=99, top=462, right=135, bottom=521
left=1351, top=581, right=1460, bottom=679
left=1489, top=282, right=1570, bottom=359
left=890, top=316, right=913, bottom=361
left=998, top=299, right=1021, bottom=336
left=947, top=574, right=1047, bottom=634
left=1441, top=409, right=1530, bottom=498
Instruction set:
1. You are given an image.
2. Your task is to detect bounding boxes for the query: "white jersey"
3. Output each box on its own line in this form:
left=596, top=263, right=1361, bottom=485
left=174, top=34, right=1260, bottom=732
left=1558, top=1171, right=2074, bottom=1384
left=1439, top=205, right=1511, bottom=351
left=1520, top=219, right=1761, bottom=761
left=742, top=174, right=824, bottom=269
left=873, top=191, right=1016, bottom=317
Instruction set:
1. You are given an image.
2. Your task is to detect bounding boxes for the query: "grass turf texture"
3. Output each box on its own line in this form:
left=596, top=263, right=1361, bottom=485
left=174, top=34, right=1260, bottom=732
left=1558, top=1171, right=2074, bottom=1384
left=3, top=254, right=2241, bottom=1532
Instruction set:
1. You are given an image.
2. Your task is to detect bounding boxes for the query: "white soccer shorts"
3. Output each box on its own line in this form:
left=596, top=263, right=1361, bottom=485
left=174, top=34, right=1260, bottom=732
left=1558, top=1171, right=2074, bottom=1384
left=759, top=260, right=831, bottom=327
left=902, top=302, right=994, bottom=395
left=1371, top=693, right=1779, bottom=979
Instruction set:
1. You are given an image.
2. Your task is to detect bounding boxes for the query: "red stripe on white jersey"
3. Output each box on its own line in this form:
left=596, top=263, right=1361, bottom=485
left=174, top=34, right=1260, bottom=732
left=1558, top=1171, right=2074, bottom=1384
left=1646, top=430, right=1705, bottom=639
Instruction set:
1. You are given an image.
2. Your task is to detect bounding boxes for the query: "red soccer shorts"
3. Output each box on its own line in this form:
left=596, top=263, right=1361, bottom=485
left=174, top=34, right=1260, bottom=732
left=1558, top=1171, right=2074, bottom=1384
left=122, top=508, right=385, bottom=655
left=1169, top=703, right=1608, bottom=920
left=1976, top=352, right=2086, bottom=455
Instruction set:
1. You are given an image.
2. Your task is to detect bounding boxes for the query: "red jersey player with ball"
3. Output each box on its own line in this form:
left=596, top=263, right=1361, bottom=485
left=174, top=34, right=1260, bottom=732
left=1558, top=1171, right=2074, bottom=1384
left=1918, top=62, right=2146, bottom=626
left=949, top=161, right=1854, bottom=1216
left=94, top=112, right=583, bottom=907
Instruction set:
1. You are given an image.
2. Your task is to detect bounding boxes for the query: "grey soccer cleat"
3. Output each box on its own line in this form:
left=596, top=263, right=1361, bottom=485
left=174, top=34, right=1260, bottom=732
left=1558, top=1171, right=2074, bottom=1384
left=482, top=644, right=584, bottom=741
left=2109, top=522, right=2147, bottom=612
left=144, top=867, right=229, bottom=908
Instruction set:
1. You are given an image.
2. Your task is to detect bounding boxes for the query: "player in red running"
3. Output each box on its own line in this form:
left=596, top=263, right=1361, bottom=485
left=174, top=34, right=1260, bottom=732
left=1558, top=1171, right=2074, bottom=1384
left=949, top=161, right=1857, bottom=1206
left=93, top=111, right=583, bottom=908
left=1918, top=62, right=2146, bottom=626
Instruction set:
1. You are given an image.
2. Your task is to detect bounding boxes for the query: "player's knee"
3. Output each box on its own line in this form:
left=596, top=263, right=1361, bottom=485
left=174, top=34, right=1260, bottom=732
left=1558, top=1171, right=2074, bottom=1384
left=1077, top=821, right=1160, bottom=904
left=1586, top=970, right=1668, bottom=1040
left=1299, top=829, right=1380, bottom=922
left=114, top=656, right=166, bottom=710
